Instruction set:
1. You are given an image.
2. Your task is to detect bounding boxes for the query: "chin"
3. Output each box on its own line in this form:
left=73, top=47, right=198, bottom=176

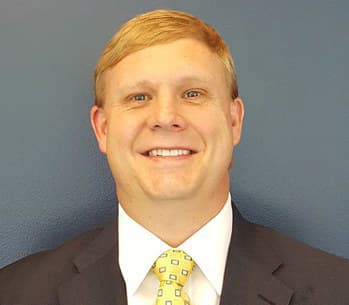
left=143, top=180, right=198, bottom=201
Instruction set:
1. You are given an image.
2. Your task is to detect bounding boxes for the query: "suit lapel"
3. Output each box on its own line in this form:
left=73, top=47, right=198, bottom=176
left=57, top=218, right=127, bottom=305
left=220, top=203, right=294, bottom=305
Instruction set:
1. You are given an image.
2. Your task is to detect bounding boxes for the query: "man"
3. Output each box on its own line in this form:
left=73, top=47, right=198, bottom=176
left=0, top=9, right=348, bottom=305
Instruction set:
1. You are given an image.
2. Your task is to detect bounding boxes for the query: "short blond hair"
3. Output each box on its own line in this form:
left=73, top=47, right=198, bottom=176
left=94, top=9, right=238, bottom=107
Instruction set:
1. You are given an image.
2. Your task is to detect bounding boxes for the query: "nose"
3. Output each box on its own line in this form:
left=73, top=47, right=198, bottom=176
left=147, top=95, right=187, bottom=131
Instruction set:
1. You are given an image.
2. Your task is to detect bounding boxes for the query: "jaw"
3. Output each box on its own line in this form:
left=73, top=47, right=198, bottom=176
left=110, top=142, right=232, bottom=204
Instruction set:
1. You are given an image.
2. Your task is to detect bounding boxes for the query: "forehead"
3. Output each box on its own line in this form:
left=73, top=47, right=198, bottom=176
left=105, top=38, right=229, bottom=90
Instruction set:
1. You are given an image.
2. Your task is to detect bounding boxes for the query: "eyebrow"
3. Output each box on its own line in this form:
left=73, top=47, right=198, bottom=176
left=118, top=75, right=212, bottom=93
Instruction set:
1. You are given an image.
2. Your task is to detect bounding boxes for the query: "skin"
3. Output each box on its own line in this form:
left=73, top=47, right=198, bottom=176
left=90, top=38, right=244, bottom=246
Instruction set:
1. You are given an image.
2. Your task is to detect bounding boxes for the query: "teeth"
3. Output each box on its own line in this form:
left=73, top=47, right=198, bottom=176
left=148, top=149, right=192, bottom=157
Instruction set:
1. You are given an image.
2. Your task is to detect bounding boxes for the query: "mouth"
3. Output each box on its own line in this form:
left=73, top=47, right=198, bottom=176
left=142, top=148, right=196, bottom=157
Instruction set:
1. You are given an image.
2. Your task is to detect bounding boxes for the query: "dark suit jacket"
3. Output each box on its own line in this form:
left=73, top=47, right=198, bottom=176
left=1, top=203, right=349, bottom=305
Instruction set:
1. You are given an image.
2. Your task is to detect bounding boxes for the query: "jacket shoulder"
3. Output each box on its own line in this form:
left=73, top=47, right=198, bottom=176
left=256, top=222, right=349, bottom=269
left=252, top=221, right=349, bottom=302
left=0, top=225, right=105, bottom=305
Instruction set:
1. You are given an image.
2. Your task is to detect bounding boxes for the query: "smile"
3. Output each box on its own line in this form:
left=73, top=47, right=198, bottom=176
left=147, top=149, right=193, bottom=157
left=143, top=148, right=195, bottom=157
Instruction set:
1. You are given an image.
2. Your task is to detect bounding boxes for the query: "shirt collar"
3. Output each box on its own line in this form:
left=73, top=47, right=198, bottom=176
left=118, top=194, right=232, bottom=296
left=180, top=193, right=232, bottom=294
left=118, top=205, right=169, bottom=295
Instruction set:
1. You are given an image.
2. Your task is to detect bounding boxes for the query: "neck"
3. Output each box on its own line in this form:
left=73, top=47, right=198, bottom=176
left=118, top=184, right=230, bottom=247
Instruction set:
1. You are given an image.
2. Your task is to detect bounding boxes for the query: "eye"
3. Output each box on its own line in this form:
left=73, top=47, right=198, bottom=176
left=129, top=94, right=149, bottom=102
left=184, top=90, right=201, bottom=98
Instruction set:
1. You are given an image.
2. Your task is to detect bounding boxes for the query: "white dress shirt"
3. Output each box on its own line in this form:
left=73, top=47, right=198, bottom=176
left=118, top=194, right=233, bottom=305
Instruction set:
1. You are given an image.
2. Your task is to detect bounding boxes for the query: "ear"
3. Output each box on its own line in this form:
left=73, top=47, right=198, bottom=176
left=230, top=97, right=244, bottom=146
left=90, top=105, right=107, bottom=154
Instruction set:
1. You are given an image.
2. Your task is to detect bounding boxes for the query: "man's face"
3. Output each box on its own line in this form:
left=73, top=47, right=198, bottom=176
left=91, top=38, right=244, bottom=203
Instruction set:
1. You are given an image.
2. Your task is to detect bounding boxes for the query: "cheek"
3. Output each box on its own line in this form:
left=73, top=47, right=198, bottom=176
left=106, top=114, right=139, bottom=150
left=194, top=108, right=233, bottom=142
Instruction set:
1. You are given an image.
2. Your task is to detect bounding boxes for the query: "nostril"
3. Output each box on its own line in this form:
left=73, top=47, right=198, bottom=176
left=148, top=112, right=187, bottom=131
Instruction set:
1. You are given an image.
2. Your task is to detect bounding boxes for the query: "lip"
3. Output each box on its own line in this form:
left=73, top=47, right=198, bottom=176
left=140, top=153, right=196, bottom=163
left=140, top=147, right=198, bottom=157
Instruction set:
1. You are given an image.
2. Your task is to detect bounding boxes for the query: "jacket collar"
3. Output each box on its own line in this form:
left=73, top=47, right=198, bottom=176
left=57, top=202, right=293, bottom=305
left=220, top=203, right=294, bottom=305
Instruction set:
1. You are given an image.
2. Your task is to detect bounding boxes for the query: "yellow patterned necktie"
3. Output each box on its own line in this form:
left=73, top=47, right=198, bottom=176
left=152, top=249, right=196, bottom=305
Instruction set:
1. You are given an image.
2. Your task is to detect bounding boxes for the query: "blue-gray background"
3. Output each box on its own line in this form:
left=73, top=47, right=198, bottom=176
left=1, top=0, right=348, bottom=268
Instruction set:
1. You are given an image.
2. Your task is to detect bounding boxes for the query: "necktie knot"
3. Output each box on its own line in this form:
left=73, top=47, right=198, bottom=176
left=152, top=249, right=195, bottom=305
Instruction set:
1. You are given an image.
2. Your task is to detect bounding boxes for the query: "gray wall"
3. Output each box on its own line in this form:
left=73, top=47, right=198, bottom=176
left=1, top=0, right=348, bottom=268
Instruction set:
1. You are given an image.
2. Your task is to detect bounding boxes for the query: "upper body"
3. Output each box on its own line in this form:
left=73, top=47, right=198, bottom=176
left=1, top=8, right=348, bottom=305
left=1, top=201, right=349, bottom=305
